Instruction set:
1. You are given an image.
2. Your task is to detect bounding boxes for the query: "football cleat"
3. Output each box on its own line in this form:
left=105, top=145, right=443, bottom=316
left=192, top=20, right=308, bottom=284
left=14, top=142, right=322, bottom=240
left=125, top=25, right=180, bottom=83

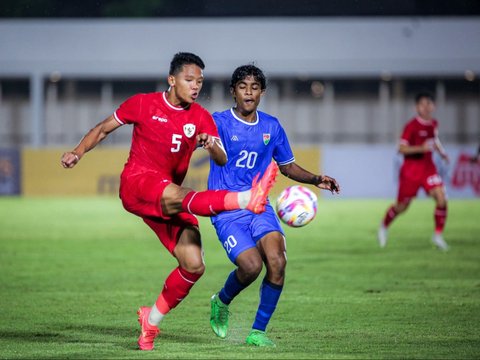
left=137, top=306, right=160, bottom=351
left=245, top=329, right=276, bottom=347
left=247, top=162, right=279, bottom=214
left=432, top=233, right=449, bottom=251
left=210, top=293, right=229, bottom=339
left=377, top=224, right=388, bottom=248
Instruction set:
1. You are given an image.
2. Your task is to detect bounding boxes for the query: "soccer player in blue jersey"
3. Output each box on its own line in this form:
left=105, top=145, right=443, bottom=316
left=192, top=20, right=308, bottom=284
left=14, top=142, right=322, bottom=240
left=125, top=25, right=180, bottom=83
left=208, top=65, right=340, bottom=347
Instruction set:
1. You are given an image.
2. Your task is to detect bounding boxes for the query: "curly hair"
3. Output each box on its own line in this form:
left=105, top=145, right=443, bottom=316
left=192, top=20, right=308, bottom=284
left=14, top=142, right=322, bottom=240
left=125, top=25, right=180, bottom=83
left=229, top=64, right=267, bottom=90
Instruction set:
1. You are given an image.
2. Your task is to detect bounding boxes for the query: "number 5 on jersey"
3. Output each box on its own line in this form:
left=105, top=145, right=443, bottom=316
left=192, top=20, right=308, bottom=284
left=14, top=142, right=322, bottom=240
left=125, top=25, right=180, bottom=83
left=171, top=134, right=182, bottom=152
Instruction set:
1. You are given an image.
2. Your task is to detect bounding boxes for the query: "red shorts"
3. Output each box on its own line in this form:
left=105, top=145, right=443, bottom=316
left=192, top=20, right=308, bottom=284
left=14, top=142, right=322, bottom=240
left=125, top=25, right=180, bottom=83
left=143, top=214, right=199, bottom=254
left=397, top=163, right=443, bottom=203
left=119, top=170, right=199, bottom=254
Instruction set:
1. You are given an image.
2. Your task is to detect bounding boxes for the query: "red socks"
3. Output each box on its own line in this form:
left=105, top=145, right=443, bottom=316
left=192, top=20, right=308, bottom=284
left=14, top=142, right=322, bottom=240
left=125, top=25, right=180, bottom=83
left=157, top=267, right=204, bottom=312
left=382, top=205, right=398, bottom=228
left=181, top=190, right=239, bottom=216
left=383, top=204, right=447, bottom=233
left=434, top=205, right=447, bottom=233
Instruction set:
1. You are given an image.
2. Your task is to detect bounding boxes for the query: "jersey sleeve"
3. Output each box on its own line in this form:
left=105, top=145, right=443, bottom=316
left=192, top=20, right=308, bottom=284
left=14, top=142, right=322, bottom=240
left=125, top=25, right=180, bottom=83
left=199, top=110, right=220, bottom=137
left=273, top=123, right=295, bottom=165
left=400, top=121, right=414, bottom=145
left=114, top=94, right=143, bottom=125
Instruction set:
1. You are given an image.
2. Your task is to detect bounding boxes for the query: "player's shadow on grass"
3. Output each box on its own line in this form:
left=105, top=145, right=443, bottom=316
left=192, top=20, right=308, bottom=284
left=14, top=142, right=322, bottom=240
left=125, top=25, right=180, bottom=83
left=158, top=331, right=205, bottom=344
left=0, top=329, right=69, bottom=343
left=0, top=324, right=210, bottom=353
left=0, top=324, right=135, bottom=348
left=69, top=323, right=206, bottom=349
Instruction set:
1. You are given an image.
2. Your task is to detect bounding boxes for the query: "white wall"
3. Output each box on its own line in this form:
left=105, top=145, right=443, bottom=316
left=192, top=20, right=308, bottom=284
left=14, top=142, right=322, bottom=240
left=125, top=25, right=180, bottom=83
left=1, top=18, right=480, bottom=78
left=322, top=144, right=480, bottom=198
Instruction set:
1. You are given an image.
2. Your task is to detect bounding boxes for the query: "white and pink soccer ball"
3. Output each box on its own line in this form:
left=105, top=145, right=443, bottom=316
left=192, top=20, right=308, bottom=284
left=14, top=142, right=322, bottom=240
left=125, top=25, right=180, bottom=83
left=275, top=185, right=318, bottom=227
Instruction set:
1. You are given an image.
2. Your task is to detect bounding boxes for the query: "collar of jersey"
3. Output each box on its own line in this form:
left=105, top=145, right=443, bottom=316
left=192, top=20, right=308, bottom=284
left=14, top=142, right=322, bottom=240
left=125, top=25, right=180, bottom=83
left=415, top=116, right=433, bottom=125
left=163, top=91, right=186, bottom=111
left=230, top=108, right=259, bottom=125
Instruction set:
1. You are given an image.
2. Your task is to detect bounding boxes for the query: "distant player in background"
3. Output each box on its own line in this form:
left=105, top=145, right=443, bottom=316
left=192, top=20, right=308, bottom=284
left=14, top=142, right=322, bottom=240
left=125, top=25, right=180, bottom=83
left=378, top=92, right=450, bottom=250
left=61, top=53, right=278, bottom=351
left=208, top=65, right=340, bottom=347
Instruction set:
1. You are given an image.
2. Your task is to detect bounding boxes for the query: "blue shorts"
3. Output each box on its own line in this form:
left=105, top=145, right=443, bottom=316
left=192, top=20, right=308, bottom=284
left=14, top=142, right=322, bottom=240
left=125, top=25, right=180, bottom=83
left=212, top=204, right=284, bottom=264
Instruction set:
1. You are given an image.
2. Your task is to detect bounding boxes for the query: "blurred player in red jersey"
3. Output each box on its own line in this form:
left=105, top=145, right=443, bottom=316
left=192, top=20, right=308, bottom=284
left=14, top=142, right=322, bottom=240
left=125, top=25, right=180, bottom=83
left=471, top=144, right=480, bottom=162
left=61, top=52, right=278, bottom=351
left=378, top=92, right=450, bottom=251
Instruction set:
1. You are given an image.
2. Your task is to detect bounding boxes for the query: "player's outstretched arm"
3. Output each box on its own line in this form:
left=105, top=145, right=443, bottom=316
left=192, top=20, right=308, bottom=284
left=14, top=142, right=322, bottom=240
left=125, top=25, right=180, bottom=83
left=197, top=133, right=227, bottom=165
left=433, top=134, right=449, bottom=163
left=279, top=162, right=340, bottom=194
left=61, top=115, right=121, bottom=168
left=398, top=142, right=432, bottom=155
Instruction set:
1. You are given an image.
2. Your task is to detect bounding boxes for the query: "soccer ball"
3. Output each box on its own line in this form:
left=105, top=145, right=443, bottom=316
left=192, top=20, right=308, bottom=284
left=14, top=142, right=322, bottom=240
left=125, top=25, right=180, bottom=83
left=275, top=185, right=318, bottom=227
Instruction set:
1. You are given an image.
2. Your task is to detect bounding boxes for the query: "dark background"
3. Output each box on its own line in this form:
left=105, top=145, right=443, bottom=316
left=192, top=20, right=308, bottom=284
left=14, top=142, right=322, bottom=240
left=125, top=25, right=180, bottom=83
left=1, top=0, right=480, bottom=18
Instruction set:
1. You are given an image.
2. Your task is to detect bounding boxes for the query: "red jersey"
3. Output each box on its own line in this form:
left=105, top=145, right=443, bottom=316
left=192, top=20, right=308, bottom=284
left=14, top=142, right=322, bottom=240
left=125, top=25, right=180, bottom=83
left=400, top=117, right=438, bottom=167
left=396, top=117, right=443, bottom=201
left=114, top=92, right=218, bottom=185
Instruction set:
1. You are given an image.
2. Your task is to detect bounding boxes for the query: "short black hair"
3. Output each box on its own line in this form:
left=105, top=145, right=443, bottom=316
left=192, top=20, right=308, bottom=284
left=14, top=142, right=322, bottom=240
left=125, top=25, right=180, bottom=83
left=169, top=52, right=205, bottom=76
left=230, top=64, right=267, bottom=90
left=415, top=91, right=435, bottom=103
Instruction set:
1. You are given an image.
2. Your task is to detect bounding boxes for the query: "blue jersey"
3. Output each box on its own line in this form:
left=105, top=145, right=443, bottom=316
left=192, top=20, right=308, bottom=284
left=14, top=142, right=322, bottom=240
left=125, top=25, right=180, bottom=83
left=208, top=108, right=294, bottom=191
left=208, top=108, right=294, bottom=223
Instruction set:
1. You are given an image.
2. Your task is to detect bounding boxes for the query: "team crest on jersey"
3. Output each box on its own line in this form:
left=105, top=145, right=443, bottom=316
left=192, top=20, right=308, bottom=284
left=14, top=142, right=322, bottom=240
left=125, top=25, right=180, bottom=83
left=183, top=124, right=196, bottom=138
left=263, top=133, right=271, bottom=145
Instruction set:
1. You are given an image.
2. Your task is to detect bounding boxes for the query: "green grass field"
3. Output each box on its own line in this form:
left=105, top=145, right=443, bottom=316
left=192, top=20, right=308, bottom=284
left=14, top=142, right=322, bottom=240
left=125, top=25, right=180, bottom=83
left=0, top=197, right=479, bottom=359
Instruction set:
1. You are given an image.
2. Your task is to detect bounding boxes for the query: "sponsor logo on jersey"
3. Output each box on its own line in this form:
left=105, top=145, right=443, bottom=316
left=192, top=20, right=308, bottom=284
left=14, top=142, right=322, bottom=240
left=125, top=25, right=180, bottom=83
left=152, top=115, right=168, bottom=123
left=263, top=133, right=271, bottom=145
left=231, top=135, right=239, bottom=141
left=184, top=124, right=196, bottom=138
left=419, top=130, right=428, bottom=137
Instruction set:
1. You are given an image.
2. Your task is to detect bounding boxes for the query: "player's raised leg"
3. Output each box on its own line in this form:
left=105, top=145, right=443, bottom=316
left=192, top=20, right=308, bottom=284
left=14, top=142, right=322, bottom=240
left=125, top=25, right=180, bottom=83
left=246, top=161, right=279, bottom=213
left=180, top=161, right=279, bottom=216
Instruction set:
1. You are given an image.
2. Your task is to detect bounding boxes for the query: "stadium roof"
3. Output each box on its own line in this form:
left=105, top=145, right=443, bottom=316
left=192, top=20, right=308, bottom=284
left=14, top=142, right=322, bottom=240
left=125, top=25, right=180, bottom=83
left=1, top=18, right=480, bottom=79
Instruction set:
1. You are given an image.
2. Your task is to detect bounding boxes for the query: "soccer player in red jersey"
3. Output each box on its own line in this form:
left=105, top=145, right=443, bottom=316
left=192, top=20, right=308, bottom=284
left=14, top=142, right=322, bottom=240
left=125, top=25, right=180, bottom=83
left=378, top=92, right=450, bottom=250
left=471, top=144, right=480, bottom=163
left=61, top=52, right=278, bottom=351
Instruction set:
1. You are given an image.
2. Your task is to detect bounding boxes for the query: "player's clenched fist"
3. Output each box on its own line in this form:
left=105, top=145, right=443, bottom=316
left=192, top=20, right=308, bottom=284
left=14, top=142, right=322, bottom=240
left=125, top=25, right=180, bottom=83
left=61, top=151, right=80, bottom=168
left=197, top=133, right=214, bottom=149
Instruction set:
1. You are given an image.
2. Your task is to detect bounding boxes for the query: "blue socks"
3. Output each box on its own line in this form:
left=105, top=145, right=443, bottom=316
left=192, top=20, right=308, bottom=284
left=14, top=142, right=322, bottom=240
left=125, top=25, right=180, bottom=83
left=252, top=279, right=283, bottom=332
left=219, top=270, right=246, bottom=305
left=218, top=272, right=283, bottom=332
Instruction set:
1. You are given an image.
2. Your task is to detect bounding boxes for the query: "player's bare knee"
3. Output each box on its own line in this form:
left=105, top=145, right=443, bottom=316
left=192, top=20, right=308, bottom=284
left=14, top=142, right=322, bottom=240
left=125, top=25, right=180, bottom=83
left=267, top=253, right=287, bottom=278
left=191, top=263, right=206, bottom=276
left=395, top=202, right=409, bottom=213
left=162, top=185, right=191, bottom=215
left=238, top=258, right=263, bottom=283
left=181, top=260, right=205, bottom=275
left=436, top=197, right=447, bottom=208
